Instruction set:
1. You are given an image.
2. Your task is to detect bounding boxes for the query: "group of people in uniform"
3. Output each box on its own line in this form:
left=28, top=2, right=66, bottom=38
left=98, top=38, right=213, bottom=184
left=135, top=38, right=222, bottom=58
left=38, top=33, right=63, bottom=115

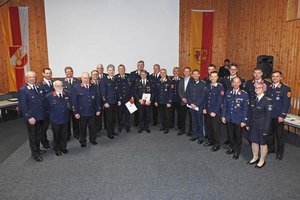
left=18, top=59, right=291, bottom=169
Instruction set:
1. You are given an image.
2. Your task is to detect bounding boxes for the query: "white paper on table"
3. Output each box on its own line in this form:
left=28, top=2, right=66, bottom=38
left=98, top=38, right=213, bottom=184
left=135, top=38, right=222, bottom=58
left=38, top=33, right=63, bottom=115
left=142, top=93, right=151, bottom=101
left=125, top=101, right=138, bottom=114
left=186, top=104, right=199, bottom=111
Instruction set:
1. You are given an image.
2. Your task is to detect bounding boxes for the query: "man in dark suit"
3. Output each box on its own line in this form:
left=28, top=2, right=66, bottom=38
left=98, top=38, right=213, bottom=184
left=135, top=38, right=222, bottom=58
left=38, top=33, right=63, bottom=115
left=115, top=64, right=133, bottom=133
left=96, top=64, right=107, bottom=130
left=18, top=71, right=46, bottom=162
left=218, top=59, right=230, bottom=78
left=268, top=71, right=291, bottom=160
left=186, top=70, right=206, bottom=144
left=170, top=67, right=181, bottom=129
left=178, top=67, right=193, bottom=136
left=155, top=69, right=173, bottom=134
left=37, top=67, right=54, bottom=149
left=149, top=64, right=161, bottom=126
left=100, top=64, right=120, bottom=139
left=45, top=80, right=70, bottom=156
left=135, top=70, right=155, bottom=133
left=62, top=66, right=80, bottom=140
left=130, top=61, right=149, bottom=126
left=72, top=72, right=101, bottom=147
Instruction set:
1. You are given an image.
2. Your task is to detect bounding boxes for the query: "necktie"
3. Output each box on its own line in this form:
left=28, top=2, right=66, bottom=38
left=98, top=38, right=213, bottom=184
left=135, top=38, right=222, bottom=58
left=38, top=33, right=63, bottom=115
left=49, top=80, right=52, bottom=87
left=255, top=97, right=259, bottom=103
left=86, top=85, right=89, bottom=89
left=59, top=93, right=62, bottom=98
left=143, top=81, right=145, bottom=86
left=68, top=79, right=72, bottom=85
left=272, top=85, right=276, bottom=89
left=32, top=85, right=38, bottom=93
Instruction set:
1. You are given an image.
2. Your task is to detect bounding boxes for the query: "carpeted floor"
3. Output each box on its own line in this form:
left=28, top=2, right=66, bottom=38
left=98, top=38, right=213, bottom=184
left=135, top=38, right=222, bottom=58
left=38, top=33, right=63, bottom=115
left=0, top=122, right=300, bottom=200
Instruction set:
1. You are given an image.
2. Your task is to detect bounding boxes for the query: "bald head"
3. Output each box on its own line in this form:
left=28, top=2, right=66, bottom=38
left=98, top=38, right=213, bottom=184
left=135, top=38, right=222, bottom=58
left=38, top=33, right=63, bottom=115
left=81, top=72, right=90, bottom=85
left=25, top=71, right=36, bottom=85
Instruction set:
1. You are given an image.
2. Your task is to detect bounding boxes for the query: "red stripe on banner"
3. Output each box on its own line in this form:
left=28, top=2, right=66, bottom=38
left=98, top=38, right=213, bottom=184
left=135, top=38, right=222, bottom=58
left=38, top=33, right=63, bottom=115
left=200, top=12, right=214, bottom=79
left=9, top=7, right=22, bottom=45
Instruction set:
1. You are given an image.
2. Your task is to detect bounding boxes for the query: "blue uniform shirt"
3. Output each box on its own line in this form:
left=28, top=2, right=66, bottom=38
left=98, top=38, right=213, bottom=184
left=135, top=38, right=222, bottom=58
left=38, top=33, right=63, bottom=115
left=18, top=83, right=46, bottom=121
left=100, top=76, right=119, bottom=104
left=171, top=77, right=181, bottom=103
left=37, top=79, right=54, bottom=97
left=155, top=78, right=173, bottom=104
left=45, top=91, right=70, bottom=125
left=204, top=82, right=225, bottom=116
left=268, top=82, right=291, bottom=119
left=114, top=73, right=133, bottom=103
left=72, top=83, right=101, bottom=117
left=222, top=89, right=249, bottom=124
left=186, top=79, right=206, bottom=110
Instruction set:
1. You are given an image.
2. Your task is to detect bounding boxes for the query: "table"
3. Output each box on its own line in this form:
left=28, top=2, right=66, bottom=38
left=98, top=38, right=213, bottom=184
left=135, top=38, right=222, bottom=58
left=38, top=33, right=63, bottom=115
left=0, top=100, right=19, bottom=121
left=285, top=114, right=300, bottom=134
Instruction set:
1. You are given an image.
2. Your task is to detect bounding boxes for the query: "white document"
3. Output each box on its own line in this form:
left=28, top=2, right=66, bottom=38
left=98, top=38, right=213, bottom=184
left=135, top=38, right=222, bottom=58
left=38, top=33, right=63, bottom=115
left=125, top=101, right=138, bottom=114
left=187, top=104, right=199, bottom=111
left=142, top=93, right=151, bottom=101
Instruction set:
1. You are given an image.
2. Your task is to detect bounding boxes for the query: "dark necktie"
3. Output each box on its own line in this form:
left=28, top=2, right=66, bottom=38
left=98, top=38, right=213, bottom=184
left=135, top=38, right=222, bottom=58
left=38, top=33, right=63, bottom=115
left=49, top=80, right=52, bottom=88
left=59, top=93, right=62, bottom=98
left=32, top=85, right=38, bottom=93
left=68, top=79, right=72, bottom=85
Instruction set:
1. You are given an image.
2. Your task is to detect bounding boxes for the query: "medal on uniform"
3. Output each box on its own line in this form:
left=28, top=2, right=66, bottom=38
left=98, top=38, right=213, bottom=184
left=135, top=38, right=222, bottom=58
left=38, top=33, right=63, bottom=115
left=276, top=97, right=280, bottom=100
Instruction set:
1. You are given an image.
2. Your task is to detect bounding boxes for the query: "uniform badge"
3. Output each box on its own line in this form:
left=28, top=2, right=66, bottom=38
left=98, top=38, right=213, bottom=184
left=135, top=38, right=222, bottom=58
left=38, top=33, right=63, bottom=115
left=267, top=105, right=273, bottom=111
left=276, top=97, right=280, bottom=100
left=237, top=103, right=241, bottom=108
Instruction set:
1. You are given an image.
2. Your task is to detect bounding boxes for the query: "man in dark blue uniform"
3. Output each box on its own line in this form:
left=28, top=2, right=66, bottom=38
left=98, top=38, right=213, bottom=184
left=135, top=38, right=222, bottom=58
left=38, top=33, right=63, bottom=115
left=37, top=67, right=54, bottom=149
left=18, top=71, right=46, bottom=162
left=203, top=71, right=225, bottom=152
left=244, top=67, right=270, bottom=100
left=222, top=76, right=249, bottom=160
left=96, top=64, right=107, bottom=130
left=62, top=66, right=80, bottom=140
left=186, top=70, right=206, bottom=144
left=221, top=63, right=245, bottom=92
left=218, top=59, right=230, bottom=78
left=45, top=80, right=70, bottom=156
left=149, top=64, right=161, bottom=126
left=170, top=67, right=181, bottom=129
left=100, top=64, right=120, bottom=139
left=72, top=72, right=101, bottom=147
left=130, top=61, right=149, bottom=126
left=115, top=64, right=133, bottom=133
left=178, top=67, right=193, bottom=136
left=155, top=69, right=172, bottom=134
left=135, top=70, right=155, bottom=133
left=90, top=70, right=103, bottom=135
left=268, top=71, right=291, bottom=160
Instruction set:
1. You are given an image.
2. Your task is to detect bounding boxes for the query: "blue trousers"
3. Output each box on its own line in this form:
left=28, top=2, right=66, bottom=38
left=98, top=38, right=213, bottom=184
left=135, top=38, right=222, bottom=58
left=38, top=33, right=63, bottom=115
left=190, top=109, right=204, bottom=139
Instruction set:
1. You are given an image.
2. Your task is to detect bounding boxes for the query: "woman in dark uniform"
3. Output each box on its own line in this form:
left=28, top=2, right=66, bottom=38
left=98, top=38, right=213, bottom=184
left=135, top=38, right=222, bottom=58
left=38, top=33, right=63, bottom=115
left=247, top=82, right=272, bottom=168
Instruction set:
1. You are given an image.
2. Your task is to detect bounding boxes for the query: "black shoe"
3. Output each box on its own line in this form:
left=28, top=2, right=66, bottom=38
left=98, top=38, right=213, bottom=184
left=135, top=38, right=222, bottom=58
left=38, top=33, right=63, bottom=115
left=67, top=137, right=70, bottom=141
left=117, top=129, right=122, bottom=133
left=276, top=154, right=283, bottom=160
left=197, top=139, right=204, bottom=144
left=164, top=129, right=169, bottom=134
left=169, top=126, right=174, bottom=129
left=233, top=153, right=239, bottom=160
left=42, top=144, right=50, bottom=149
left=247, top=159, right=259, bottom=165
left=211, top=146, right=220, bottom=152
left=138, top=128, right=143, bottom=133
left=224, top=140, right=230, bottom=145
left=113, top=132, right=119, bottom=136
left=189, top=137, right=198, bottom=141
left=55, top=151, right=62, bottom=156
left=226, top=149, right=234, bottom=154
left=204, top=142, right=213, bottom=147
left=159, top=128, right=165, bottom=131
left=146, top=129, right=151, bottom=133
left=177, top=131, right=185, bottom=136
left=33, top=155, right=43, bottom=162
left=39, top=150, right=47, bottom=154
left=74, top=136, right=79, bottom=140
left=126, top=128, right=130, bottom=133
left=108, top=135, right=114, bottom=139
left=152, top=122, right=158, bottom=126
left=61, top=149, right=69, bottom=154
left=81, top=144, right=86, bottom=148
left=186, top=131, right=192, bottom=137
left=255, top=162, right=266, bottom=169
left=91, top=141, right=98, bottom=145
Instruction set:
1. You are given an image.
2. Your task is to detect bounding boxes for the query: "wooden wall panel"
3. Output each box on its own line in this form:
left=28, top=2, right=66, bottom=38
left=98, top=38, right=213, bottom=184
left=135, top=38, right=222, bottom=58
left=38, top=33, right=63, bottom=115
left=0, top=0, right=48, bottom=93
left=179, top=0, right=229, bottom=70
left=226, top=0, right=300, bottom=113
